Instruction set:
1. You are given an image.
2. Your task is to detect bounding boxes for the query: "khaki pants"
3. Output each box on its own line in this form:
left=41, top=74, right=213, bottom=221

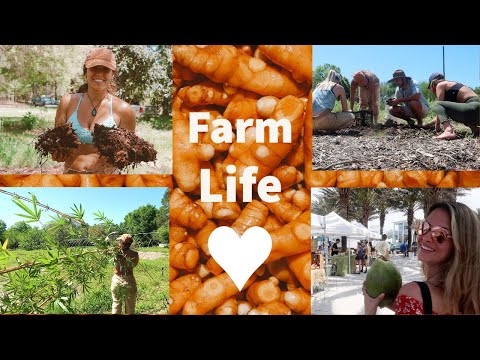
left=313, top=111, right=355, bottom=132
left=359, top=81, right=380, bottom=121
left=111, top=274, right=137, bottom=315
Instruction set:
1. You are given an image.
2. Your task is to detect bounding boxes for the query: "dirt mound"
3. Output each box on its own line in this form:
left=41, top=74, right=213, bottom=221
left=313, top=125, right=479, bottom=170
left=93, top=124, right=157, bottom=169
left=34, top=123, right=81, bottom=157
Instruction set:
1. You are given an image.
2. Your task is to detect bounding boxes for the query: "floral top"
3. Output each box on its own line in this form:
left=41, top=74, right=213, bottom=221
left=394, top=295, right=438, bottom=315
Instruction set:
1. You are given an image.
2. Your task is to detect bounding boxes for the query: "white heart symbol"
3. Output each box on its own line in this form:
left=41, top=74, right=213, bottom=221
left=208, top=226, right=272, bottom=292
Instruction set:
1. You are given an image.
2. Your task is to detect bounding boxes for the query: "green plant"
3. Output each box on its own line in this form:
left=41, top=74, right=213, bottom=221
left=73, top=284, right=112, bottom=314
left=139, top=114, right=172, bottom=130
left=0, top=194, right=119, bottom=314
left=20, top=112, right=39, bottom=130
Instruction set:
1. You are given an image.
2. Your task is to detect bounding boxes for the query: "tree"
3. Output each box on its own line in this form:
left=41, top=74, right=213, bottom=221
left=420, top=81, right=436, bottom=103
left=155, top=190, right=169, bottom=228
left=0, top=45, right=91, bottom=101
left=373, top=189, right=396, bottom=235
left=395, top=189, right=423, bottom=250
left=380, top=82, right=396, bottom=103
left=350, top=189, right=378, bottom=227
left=106, top=45, right=172, bottom=115
left=313, top=63, right=351, bottom=100
left=0, top=219, right=6, bottom=242
left=121, top=204, right=159, bottom=246
left=474, top=87, right=480, bottom=96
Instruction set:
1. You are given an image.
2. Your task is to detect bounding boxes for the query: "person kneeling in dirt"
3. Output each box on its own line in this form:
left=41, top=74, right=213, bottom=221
left=111, top=234, right=139, bottom=315
left=52, top=48, right=136, bottom=174
left=350, top=70, right=381, bottom=125
left=385, top=70, right=430, bottom=127
left=424, top=72, right=480, bottom=140
left=312, top=69, right=355, bottom=132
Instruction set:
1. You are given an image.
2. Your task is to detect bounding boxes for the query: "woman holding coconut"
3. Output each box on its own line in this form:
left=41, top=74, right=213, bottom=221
left=363, top=201, right=480, bottom=315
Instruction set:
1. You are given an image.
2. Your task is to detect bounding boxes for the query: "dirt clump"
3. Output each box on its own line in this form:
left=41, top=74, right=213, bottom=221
left=92, top=124, right=157, bottom=169
left=34, top=123, right=81, bottom=157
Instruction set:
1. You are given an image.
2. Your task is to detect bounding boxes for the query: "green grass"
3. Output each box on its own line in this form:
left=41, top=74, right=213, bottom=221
left=0, top=104, right=172, bottom=173
left=1, top=247, right=169, bottom=314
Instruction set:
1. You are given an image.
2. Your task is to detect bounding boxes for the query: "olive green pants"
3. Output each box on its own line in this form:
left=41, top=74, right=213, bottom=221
left=432, top=97, right=480, bottom=128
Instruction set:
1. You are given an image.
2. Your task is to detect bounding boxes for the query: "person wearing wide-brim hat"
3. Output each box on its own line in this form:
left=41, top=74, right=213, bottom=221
left=424, top=72, right=480, bottom=140
left=385, top=69, right=430, bottom=127
left=52, top=47, right=136, bottom=174
left=111, top=234, right=139, bottom=315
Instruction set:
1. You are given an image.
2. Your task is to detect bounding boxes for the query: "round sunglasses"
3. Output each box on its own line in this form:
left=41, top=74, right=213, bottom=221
left=415, top=220, right=453, bottom=244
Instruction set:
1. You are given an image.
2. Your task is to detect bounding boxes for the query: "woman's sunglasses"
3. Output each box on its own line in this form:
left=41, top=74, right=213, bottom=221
left=415, top=220, right=453, bottom=244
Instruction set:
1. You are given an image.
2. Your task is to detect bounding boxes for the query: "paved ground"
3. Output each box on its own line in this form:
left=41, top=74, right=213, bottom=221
left=312, top=255, right=422, bottom=315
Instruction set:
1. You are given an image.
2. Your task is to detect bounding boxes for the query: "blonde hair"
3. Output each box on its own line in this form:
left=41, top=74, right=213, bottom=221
left=422, top=202, right=480, bottom=314
left=316, top=69, right=342, bottom=91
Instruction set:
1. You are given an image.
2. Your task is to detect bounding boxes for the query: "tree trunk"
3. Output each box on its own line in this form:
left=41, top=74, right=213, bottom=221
left=362, top=202, right=369, bottom=227
left=407, top=206, right=414, bottom=251
left=54, top=81, right=57, bottom=100
left=338, top=189, right=350, bottom=220
left=379, top=209, right=386, bottom=235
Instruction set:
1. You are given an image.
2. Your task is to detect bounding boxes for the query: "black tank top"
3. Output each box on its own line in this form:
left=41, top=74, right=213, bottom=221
left=444, top=83, right=464, bottom=102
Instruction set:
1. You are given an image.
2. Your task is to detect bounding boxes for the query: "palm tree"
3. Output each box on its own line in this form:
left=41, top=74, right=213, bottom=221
left=311, top=188, right=352, bottom=219
left=350, top=189, right=378, bottom=227
left=395, top=189, right=423, bottom=250
left=372, top=189, right=397, bottom=235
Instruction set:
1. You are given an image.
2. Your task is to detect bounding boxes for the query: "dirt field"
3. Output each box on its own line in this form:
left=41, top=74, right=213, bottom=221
left=313, top=124, right=479, bottom=171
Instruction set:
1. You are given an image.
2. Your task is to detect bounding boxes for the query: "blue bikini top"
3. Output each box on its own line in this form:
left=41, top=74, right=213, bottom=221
left=67, top=93, right=117, bottom=144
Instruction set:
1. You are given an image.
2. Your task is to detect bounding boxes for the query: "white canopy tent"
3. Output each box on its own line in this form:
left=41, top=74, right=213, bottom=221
left=312, top=212, right=382, bottom=274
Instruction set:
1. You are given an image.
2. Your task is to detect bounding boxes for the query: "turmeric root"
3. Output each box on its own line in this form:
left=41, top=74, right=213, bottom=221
left=97, top=175, right=125, bottom=187
left=169, top=274, right=202, bottom=315
left=56, top=174, right=81, bottom=187
left=267, top=259, right=299, bottom=289
left=169, top=266, right=180, bottom=282
left=183, top=272, right=256, bottom=315
left=258, top=45, right=312, bottom=83
left=248, top=301, right=291, bottom=315
left=266, top=211, right=311, bottom=263
left=170, top=188, right=207, bottom=230
left=173, top=45, right=306, bottom=98
left=264, top=214, right=284, bottom=232
left=225, top=95, right=305, bottom=187
left=438, top=171, right=458, bottom=187
left=237, top=301, right=253, bottom=315
left=206, top=256, right=224, bottom=275
left=214, top=297, right=238, bottom=315
left=286, top=251, right=311, bottom=290
left=273, top=165, right=303, bottom=190
left=170, top=242, right=200, bottom=271
left=193, top=220, right=216, bottom=255
left=264, top=189, right=303, bottom=224
left=459, top=171, right=480, bottom=187
left=181, top=82, right=232, bottom=107
left=283, top=288, right=311, bottom=315
left=246, top=276, right=281, bottom=306
left=230, top=200, right=269, bottom=236
left=403, top=171, right=428, bottom=188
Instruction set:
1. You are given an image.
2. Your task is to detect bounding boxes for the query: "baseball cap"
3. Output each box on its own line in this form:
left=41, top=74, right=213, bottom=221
left=85, top=48, right=116, bottom=71
left=428, top=72, right=444, bottom=89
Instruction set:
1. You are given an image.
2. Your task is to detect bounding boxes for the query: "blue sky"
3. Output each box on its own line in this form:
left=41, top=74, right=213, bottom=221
left=0, top=188, right=167, bottom=228
left=313, top=45, right=480, bottom=88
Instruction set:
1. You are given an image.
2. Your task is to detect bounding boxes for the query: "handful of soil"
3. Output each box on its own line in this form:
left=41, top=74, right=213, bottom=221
left=92, top=124, right=157, bottom=169
left=35, top=123, right=81, bottom=157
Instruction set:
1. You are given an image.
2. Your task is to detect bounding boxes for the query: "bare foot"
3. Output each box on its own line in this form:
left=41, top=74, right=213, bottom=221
left=433, top=130, right=458, bottom=140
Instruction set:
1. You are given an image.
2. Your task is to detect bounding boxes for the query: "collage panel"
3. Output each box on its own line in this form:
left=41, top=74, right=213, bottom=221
left=170, top=45, right=312, bottom=315
left=0, top=187, right=169, bottom=314
left=311, top=45, right=479, bottom=172
left=311, top=187, right=480, bottom=315
left=0, top=45, right=172, bottom=175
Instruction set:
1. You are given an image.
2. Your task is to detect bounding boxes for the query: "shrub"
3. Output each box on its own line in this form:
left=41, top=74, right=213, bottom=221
left=18, top=228, right=47, bottom=250
left=20, top=112, right=39, bottom=130
left=74, top=284, right=112, bottom=314
left=139, top=114, right=172, bottom=130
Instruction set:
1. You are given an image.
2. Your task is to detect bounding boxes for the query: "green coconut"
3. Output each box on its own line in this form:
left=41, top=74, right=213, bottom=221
left=365, top=258, right=402, bottom=308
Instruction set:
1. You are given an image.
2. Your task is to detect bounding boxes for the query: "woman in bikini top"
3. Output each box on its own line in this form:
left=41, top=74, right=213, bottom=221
left=52, top=48, right=135, bottom=174
left=364, top=201, right=480, bottom=315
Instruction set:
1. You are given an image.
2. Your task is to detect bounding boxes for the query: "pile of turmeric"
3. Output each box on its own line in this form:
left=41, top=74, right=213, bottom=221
left=170, top=45, right=312, bottom=315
